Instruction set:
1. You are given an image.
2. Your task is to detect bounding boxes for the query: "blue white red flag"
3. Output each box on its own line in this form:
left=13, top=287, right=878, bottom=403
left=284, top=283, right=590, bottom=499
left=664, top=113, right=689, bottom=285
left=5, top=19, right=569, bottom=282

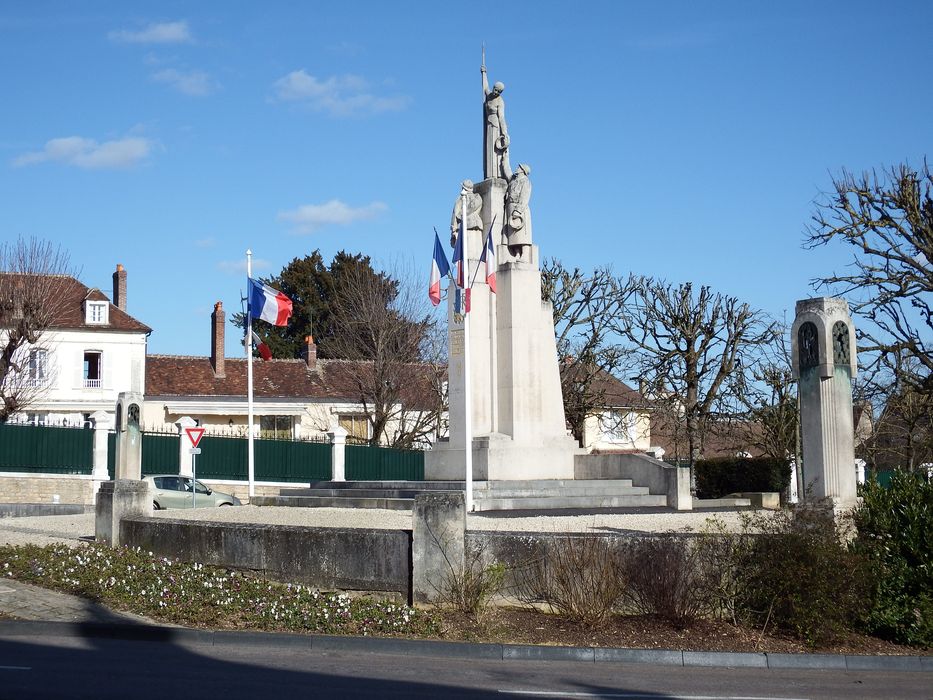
left=250, top=331, right=273, bottom=361
left=248, top=278, right=293, bottom=327
left=451, top=218, right=465, bottom=288
left=429, top=231, right=450, bottom=306
left=478, top=220, right=497, bottom=294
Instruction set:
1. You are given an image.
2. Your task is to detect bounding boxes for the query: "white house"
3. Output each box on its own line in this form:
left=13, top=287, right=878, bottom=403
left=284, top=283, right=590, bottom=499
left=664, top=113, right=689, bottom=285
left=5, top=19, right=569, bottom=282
left=3, top=265, right=150, bottom=426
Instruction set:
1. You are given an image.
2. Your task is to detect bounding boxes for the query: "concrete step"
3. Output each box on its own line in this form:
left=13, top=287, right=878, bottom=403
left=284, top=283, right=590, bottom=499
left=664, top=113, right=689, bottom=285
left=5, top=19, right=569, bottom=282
left=281, top=488, right=445, bottom=499
left=472, top=485, right=648, bottom=498
left=474, top=494, right=669, bottom=511
left=251, top=495, right=415, bottom=510
left=293, top=480, right=463, bottom=492
left=475, top=478, right=635, bottom=492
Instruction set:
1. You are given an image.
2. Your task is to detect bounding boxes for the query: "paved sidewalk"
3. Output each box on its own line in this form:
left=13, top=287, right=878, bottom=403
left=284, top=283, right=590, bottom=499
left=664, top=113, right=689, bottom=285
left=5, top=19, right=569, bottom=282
left=0, top=578, right=153, bottom=625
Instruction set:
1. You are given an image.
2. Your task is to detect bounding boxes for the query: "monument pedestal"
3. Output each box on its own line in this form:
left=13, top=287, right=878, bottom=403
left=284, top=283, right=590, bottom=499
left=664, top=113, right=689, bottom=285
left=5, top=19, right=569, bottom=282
left=425, top=207, right=581, bottom=483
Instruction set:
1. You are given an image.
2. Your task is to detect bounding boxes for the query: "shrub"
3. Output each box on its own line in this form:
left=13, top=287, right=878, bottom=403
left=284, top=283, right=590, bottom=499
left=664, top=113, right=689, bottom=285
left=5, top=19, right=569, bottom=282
left=516, top=536, right=624, bottom=625
left=621, top=536, right=707, bottom=623
left=440, top=546, right=506, bottom=619
left=732, top=507, right=872, bottom=647
left=695, top=457, right=791, bottom=499
left=852, top=471, right=933, bottom=648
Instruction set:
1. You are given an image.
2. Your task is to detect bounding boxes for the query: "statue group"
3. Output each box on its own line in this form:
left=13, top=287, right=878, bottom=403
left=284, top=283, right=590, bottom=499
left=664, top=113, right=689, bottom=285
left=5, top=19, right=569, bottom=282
left=450, top=60, right=533, bottom=260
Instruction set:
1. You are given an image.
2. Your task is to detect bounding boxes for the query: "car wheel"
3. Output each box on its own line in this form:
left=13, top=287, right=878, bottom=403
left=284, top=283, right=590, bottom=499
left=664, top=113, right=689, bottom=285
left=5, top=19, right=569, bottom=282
left=152, top=501, right=161, bottom=510
left=219, top=502, right=232, bottom=507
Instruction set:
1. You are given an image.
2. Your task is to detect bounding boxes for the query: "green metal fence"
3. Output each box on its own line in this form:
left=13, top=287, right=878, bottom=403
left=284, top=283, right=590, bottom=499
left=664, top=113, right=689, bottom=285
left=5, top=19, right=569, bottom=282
left=107, top=431, right=180, bottom=479
left=0, top=423, right=420, bottom=483
left=194, top=435, right=331, bottom=482
left=0, top=423, right=93, bottom=475
left=346, top=443, right=424, bottom=480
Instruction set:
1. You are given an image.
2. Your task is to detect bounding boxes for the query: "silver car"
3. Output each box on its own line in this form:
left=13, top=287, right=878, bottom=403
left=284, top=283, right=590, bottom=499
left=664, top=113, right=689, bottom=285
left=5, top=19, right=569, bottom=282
left=145, top=475, right=242, bottom=509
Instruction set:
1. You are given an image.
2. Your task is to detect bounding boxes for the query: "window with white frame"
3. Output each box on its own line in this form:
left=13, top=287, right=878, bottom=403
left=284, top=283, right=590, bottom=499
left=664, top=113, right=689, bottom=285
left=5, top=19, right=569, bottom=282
left=259, top=415, right=292, bottom=439
left=338, top=414, right=370, bottom=442
left=85, top=301, right=108, bottom=325
left=28, top=349, right=48, bottom=385
left=83, top=351, right=102, bottom=388
left=598, top=410, right=638, bottom=445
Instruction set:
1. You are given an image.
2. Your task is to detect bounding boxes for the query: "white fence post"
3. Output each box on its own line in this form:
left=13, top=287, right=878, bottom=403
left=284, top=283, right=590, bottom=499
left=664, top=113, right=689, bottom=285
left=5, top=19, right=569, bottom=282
left=176, top=416, right=196, bottom=477
left=328, top=427, right=348, bottom=482
left=91, top=410, right=113, bottom=502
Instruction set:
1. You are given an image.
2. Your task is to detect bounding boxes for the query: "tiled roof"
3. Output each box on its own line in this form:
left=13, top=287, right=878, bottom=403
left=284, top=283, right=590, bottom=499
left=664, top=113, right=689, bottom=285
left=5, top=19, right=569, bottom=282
left=561, top=362, right=647, bottom=408
left=0, top=273, right=151, bottom=333
left=146, top=355, right=441, bottom=409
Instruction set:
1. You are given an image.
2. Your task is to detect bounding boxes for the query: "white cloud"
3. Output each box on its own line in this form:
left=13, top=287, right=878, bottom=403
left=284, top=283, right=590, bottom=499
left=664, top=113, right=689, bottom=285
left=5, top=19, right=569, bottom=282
left=12, top=136, right=153, bottom=169
left=272, top=70, right=408, bottom=117
left=277, top=199, right=387, bottom=234
left=152, top=68, right=217, bottom=96
left=109, top=21, right=192, bottom=44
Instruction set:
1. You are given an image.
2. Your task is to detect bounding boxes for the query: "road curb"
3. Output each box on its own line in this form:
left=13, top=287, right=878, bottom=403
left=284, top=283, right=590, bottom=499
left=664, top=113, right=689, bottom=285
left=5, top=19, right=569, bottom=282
left=0, top=619, right=929, bottom=671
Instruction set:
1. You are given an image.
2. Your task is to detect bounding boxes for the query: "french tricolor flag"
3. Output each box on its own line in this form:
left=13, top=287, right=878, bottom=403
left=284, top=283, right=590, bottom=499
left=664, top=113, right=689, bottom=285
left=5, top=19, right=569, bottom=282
left=429, top=232, right=451, bottom=306
left=479, top=220, right=496, bottom=294
left=249, top=278, right=293, bottom=327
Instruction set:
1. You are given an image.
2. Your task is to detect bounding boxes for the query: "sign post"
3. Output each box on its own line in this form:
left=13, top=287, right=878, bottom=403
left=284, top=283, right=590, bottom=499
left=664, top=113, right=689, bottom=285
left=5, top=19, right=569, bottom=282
left=185, top=428, right=205, bottom=508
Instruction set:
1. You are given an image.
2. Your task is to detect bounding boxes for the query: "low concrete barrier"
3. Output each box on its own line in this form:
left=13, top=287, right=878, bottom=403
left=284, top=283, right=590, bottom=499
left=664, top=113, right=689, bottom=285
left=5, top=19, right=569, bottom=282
left=575, top=453, right=692, bottom=510
left=120, top=517, right=412, bottom=600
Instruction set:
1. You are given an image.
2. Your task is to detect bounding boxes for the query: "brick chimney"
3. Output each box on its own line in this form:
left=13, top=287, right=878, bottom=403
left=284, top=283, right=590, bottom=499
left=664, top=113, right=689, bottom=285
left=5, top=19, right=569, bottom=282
left=304, top=335, right=317, bottom=370
left=211, top=302, right=225, bottom=378
left=112, top=264, right=127, bottom=312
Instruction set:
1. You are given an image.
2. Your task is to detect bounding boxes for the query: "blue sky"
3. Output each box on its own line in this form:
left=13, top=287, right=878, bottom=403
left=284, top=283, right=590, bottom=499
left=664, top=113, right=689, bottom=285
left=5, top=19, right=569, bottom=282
left=1, top=1, right=930, bottom=357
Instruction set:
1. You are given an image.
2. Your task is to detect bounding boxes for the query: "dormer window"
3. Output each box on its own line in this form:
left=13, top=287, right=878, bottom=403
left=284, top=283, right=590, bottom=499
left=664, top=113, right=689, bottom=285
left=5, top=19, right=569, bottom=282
left=86, top=301, right=109, bottom=325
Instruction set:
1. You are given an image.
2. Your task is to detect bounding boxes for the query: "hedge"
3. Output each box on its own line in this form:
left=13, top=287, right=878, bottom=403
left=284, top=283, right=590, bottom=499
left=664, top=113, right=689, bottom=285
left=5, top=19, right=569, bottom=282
left=695, top=456, right=791, bottom=499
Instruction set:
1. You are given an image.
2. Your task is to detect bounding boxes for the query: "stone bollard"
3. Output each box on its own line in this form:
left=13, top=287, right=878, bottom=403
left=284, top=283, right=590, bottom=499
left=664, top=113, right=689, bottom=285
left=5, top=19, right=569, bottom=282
left=95, top=480, right=153, bottom=547
left=411, top=491, right=465, bottom=604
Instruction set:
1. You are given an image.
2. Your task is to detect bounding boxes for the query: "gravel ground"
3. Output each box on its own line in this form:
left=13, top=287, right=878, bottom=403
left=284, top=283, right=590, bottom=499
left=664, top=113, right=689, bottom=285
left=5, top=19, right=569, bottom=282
left=0, top=506, right=762, bottom=549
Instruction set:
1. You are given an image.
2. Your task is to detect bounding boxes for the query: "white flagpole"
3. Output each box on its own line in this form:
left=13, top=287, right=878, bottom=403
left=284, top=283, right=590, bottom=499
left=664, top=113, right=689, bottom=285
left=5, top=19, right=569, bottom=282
left=246, top=249, right=255, bottom=499
left=461, top=192, right=473, bottom=513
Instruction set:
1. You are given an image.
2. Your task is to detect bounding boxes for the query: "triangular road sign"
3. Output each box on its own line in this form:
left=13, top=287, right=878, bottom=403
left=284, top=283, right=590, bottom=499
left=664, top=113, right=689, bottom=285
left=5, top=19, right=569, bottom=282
left=185, top=427, right=206, bottom=448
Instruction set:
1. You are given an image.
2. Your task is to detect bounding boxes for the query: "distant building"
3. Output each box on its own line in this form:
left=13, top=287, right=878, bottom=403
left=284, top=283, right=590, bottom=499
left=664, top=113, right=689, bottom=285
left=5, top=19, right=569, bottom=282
left=2, top=264, right=150, bottom=427
left=143, top=302, right=444, bottom=447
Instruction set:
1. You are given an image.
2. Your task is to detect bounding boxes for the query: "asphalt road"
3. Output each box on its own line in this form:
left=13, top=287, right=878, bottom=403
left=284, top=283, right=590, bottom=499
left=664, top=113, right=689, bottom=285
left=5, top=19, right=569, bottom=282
left=0, top=631, right=928, bottom=700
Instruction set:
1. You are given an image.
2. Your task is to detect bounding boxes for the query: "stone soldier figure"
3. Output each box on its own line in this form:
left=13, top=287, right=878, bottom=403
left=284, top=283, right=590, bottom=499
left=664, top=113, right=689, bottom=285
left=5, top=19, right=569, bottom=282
left=506, top=163, right=532, bottom=256
left=450, top=179, right=484, bottom=247
left=482, top=64, right=511, bottom=181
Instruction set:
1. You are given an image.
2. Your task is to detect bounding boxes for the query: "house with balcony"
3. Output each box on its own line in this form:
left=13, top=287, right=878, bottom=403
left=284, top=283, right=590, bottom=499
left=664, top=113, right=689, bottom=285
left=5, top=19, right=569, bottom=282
left=1, top=265, right=150, bottom=427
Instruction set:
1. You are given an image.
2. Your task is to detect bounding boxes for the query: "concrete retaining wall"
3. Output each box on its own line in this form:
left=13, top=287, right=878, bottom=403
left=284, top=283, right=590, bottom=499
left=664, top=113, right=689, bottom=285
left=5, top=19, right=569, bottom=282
left=0, top=474, right=97, bottom=505
left=120, top=516, right=412, bottom=599
left=0, top=503, right=92, bottom=518
left=575, top=453, right=692, bottom=510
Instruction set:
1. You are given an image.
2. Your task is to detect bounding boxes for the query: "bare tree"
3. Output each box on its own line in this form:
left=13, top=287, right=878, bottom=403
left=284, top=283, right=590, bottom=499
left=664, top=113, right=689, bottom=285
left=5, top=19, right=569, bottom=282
left=541, top=259, right=633, bottom=446
left=325, top=260, right=445, bottom=449
left=735, top=328, right=799, bottom=462
left=0, top=237, right=73, bottom=422
left=613, top=277, right=780, bottom=484
left=805, top=162, right=933, bottom=395
left=859, top=353, right=933, bottom=473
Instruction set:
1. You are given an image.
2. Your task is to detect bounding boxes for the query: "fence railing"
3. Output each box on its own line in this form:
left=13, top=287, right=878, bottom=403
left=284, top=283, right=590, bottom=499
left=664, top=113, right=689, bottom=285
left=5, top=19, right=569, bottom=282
left=1, top=423, right=424, bottom=483
left=0, top=422, right=94, bottom=475
left=346, top=443, right=424, bottom=480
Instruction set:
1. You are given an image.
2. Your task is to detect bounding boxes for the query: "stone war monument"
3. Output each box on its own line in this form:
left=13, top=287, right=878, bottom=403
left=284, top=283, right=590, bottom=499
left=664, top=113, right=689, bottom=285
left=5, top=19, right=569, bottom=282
left=425, top=60, right=581, bottom=483
left=791, top=297, right=859, bottom=512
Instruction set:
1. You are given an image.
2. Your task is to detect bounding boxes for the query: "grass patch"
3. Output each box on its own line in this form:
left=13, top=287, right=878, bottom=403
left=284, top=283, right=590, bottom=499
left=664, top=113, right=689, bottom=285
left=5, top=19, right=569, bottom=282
left=0, top=542, right=439, bottom=637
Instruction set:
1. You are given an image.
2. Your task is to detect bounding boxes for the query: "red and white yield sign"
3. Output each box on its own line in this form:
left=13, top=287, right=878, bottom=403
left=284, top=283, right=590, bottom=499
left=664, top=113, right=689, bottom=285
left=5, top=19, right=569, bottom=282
left=185, top=427, right=205, bottom=449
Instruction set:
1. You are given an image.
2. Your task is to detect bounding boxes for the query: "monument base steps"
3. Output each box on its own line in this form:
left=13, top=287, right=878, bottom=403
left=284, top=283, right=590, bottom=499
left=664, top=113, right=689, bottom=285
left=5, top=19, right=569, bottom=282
left=259, top=478, right=671, bottom=512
